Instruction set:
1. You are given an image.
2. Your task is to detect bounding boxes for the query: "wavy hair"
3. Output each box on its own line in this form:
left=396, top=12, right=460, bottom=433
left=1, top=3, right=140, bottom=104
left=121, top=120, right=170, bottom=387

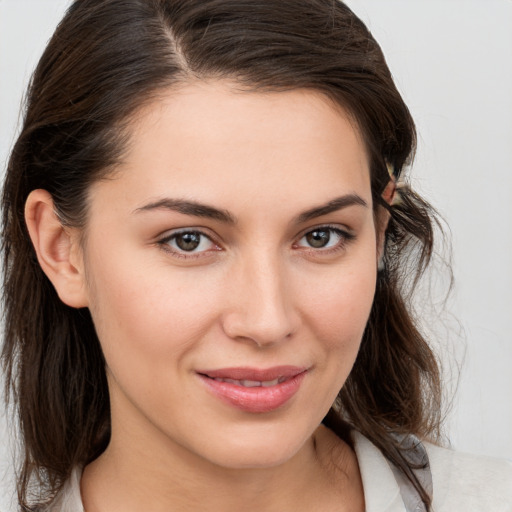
left=2, top=0, right=443, bottom=509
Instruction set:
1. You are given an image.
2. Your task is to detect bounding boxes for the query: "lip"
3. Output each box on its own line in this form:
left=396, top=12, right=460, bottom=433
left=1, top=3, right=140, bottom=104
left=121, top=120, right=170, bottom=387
left=196, top=366, right=308, bottom=413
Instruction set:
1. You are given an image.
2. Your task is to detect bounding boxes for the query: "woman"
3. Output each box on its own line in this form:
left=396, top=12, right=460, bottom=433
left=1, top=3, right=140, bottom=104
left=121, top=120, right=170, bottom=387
left=2, top=0, right=511, bottom=511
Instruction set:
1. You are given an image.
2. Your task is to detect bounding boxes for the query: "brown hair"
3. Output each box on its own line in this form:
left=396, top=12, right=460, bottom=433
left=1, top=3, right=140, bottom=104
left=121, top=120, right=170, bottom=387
left=2, top=0, right=442, bottom=509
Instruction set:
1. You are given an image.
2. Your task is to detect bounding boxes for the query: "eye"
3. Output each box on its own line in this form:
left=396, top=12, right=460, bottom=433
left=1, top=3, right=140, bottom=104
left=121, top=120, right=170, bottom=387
left=159, top=230, right=219, bottom=256
left=295, top=226, right=353, bottom=251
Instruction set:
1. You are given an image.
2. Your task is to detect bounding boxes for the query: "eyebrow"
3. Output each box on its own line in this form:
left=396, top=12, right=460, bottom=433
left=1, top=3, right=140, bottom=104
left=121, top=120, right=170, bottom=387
left=134, top=198, right=237, bottom=224
left=294, top=194, right=368, bottom=223
left=133, top=193, right=367, bottom=225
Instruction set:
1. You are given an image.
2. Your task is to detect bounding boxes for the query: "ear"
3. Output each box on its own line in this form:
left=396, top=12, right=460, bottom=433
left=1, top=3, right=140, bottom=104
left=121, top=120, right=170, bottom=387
left=375, top=179, right=396, bottom=263
left=381, top=177, right=396, bottom=206
left=25, top=189, right=89, bottom=308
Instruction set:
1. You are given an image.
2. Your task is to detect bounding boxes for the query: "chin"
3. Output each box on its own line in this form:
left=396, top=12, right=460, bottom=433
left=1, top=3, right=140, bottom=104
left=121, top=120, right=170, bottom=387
left=195, top=424, right=313, bottom=470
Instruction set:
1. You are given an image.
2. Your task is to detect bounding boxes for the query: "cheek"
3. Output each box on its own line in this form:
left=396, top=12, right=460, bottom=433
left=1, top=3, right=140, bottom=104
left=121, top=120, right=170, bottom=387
left=294, top=246, right=377, bottom=388
left=299, top=255, right=377, bottom=340
left=84, top=244, right=225, bottom=377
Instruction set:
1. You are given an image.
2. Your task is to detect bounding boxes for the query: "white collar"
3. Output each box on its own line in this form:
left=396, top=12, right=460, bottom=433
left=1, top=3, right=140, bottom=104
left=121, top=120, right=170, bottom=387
left=352, top=430, right=407, bottom=512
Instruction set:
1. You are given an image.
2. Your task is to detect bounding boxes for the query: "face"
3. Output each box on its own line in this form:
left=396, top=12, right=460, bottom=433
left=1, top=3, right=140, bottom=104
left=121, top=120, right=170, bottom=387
left=79, top=81, right=381, bottom=470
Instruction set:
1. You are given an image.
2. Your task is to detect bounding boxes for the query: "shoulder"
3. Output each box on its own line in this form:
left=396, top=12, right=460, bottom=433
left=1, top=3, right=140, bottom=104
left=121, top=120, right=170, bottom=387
left=425, top=442, right=512, bottom=512
left=352, top=431, right=512, bottom=512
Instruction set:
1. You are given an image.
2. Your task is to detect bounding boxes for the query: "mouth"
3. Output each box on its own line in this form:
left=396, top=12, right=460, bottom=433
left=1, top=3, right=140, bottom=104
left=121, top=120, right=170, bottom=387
left=196, top=366, right=308, bottom=413
left=208, top=376, right=286, bottom=387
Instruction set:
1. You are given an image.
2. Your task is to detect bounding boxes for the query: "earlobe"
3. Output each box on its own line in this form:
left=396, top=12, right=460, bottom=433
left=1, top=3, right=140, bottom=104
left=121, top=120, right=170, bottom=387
left=24, top=189, right=89, bottom=308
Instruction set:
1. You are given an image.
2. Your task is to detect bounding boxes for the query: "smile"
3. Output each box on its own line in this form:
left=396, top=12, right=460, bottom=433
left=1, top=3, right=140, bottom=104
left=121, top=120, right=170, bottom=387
left=197, top=366, right=308, bottom=413
left=211, top=377, right=286, bottom=387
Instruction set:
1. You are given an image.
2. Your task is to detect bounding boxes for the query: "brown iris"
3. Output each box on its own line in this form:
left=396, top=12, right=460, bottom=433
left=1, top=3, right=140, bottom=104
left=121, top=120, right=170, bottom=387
left=305, top=229, right=331, bottom=248
left=175, top=232, right=202, bottom=251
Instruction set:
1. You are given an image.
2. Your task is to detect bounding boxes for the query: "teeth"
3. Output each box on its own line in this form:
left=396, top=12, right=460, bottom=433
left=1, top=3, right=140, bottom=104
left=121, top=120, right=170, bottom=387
left=212, top=377, right=282, bottom=387
left=240, top=379, right=261, bottom=387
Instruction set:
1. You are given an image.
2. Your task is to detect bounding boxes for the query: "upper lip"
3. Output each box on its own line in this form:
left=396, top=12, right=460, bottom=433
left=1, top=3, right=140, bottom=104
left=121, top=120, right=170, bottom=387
left=197, top=365, right=308, bottom=381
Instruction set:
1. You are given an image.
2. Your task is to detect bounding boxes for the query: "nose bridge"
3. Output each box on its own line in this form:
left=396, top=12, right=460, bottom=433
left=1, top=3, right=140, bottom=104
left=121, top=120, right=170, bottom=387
left=223, top=245, right=298, bottom=345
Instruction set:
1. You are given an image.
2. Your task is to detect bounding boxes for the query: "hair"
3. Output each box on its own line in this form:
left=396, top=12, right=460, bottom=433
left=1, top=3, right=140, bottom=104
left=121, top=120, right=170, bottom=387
left=2, top=0, right=443, bottom=509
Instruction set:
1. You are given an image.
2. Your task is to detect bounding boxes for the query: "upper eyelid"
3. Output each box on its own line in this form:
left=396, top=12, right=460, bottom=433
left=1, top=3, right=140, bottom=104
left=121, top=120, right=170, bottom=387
left=295, top=223, right=353, bottom=239
left=157, top=224, right=352, bottom=242
left=295, top=226, right=351, bottom=245
left=158, top=223, right=350, bottom=238
left=158, top=227, right=216, bottom=242
left=157, top=228, right=219, bottom=252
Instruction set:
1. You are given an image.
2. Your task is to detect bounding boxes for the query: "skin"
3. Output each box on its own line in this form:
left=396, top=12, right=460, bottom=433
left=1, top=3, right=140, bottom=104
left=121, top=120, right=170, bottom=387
left=26, top=81, right=393, bottom=511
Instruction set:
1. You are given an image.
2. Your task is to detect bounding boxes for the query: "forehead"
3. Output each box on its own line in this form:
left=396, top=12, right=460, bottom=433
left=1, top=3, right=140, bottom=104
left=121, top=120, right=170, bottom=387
left=91, top=81, right=372, bottom=217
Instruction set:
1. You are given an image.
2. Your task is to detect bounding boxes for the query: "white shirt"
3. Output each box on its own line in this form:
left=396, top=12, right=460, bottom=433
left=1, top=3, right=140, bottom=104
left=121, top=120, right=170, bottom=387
left=46, top=431, right=512, bottom=511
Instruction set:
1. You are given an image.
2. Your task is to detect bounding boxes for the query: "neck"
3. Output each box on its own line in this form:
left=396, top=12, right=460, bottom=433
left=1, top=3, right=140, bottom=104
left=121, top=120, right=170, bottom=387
left=86, top=435, right=316, bottom=511
left=81, top=391, right=363, bottom=512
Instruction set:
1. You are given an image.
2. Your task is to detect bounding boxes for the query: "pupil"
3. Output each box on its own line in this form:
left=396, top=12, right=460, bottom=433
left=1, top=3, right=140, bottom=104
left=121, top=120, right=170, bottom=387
left=176, top=232, right=201, bottom=251
left=306, top=230, right=330, bottom=248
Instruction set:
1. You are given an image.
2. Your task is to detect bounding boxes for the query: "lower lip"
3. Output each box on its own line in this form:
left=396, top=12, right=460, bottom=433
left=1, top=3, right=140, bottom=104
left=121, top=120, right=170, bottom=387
left=198, top=371, right=307, bottom=413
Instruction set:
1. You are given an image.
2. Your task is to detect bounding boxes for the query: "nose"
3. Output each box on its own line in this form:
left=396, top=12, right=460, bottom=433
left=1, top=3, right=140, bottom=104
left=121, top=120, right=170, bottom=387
left=221, top=251, right=300, bottom=347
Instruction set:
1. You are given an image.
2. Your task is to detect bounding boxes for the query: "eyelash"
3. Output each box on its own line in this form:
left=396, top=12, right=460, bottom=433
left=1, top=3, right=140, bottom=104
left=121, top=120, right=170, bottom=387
left=157, top=229, right=221, bottom=260
left=157, top=225, right=355, bottom=260
left=294, top=225, right=355, bottom=255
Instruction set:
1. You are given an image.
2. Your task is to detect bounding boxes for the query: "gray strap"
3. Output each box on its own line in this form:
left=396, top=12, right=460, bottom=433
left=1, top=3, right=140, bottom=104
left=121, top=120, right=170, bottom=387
left=388, top=434, right=433, bottom=512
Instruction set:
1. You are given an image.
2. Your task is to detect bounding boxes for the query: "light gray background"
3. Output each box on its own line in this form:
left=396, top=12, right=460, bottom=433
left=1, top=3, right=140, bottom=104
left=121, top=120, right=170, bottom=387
left=1, top=1, right=511, bottom=510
